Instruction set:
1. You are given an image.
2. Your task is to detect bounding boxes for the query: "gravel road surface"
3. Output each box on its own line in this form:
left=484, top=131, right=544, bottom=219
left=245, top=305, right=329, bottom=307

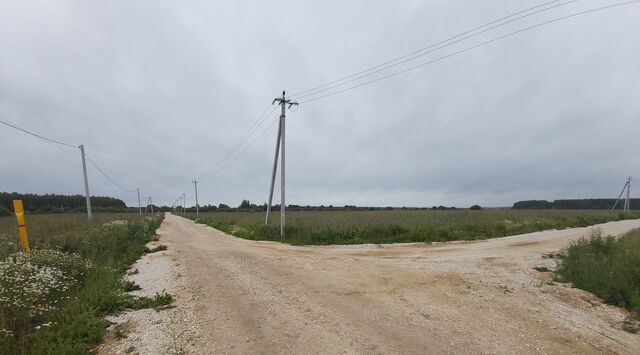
left=102, top=214, right=640, bottom=354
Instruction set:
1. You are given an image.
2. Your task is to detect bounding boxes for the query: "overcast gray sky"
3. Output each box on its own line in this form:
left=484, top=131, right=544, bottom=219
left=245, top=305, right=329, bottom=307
left=1, top=0, right=639, bottom=208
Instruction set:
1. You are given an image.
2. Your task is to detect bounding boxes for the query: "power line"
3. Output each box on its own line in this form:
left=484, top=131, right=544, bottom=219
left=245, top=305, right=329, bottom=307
left=300, top=0, right=640, bottom=104
left=196, top=104, right=277, bottom=180
left=0, top=117, right=77, bottom=148
left=290, top=0, right=580, bottom=99
left=207, top=115, right=280, bottom=178
left=84, top=153, right=135, bottom=193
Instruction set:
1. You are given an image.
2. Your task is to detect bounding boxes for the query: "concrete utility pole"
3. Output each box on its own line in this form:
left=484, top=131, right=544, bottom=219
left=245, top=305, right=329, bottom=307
left=192, top=180, right=199, bottom=216
left=612, top=177, right=632, bottom=213
left=145, top=197, right=153, bottom=214
left=79, top=144, right=92, bottom=219
left=136, top=188, right=142, bottom=216
left=265, top=91, right=298, bottom=237
left=183, top=193, right=186, bottom=213
left=624, top=177, right=632, bottom=213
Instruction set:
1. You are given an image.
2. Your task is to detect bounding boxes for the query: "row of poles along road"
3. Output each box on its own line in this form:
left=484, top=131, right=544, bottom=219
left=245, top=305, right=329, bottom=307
left=70, top=93, right=639, bottom=239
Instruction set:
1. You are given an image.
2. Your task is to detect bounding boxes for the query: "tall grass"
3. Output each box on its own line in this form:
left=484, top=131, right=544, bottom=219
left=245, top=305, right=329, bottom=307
left=189, top=210, right=639, bottom=245
left=0, top=213, right=165, bottom=354
left=555, top=229, right=640, bottom=321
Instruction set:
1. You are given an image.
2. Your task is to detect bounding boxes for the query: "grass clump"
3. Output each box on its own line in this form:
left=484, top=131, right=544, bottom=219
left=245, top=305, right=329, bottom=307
left=122, top=280, right=141, bottom=292
left=555, top=229, right=640, bottom=331
left=144, top=244, right=168, bottom=253
left=127, top=292, right=173, bottom=310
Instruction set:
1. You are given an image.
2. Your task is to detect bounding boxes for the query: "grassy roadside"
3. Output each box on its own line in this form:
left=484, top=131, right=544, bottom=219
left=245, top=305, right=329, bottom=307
left=188, top=210, right=640, bottom=245
left=554, top=228, right=640, bottom=332
left=0, top=213, right=168, bottom=354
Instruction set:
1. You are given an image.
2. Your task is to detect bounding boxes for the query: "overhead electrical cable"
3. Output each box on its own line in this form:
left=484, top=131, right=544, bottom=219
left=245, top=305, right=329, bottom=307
left=195, top=104, right=277, bottom=180
left=291, top=0, right=583, bottom=100
left=299, top=0, right=640, bottom=104
left=208, top=115, right=280, bottom=178
left=84, top=153, right=135, bottom=193
left=1, top=117, right=137, bottom=194
left=0, top=117, right=77, bottom=148
left=191, top=0, right=606, bottom=184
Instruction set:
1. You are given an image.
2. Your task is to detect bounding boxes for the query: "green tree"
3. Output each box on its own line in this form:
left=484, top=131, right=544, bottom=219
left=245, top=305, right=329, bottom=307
left=239, top=200, right=252, bottom=209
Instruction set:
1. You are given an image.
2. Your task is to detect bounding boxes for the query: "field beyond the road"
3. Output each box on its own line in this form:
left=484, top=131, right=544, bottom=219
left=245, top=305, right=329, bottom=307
left=189, top=209, right=640, bottom=245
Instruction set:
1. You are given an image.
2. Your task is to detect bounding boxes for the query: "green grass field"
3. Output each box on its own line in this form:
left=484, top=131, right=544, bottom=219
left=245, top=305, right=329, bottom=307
left=189, top=209, right=640, bottom=245
left=0, top=213, right=166, bottom=354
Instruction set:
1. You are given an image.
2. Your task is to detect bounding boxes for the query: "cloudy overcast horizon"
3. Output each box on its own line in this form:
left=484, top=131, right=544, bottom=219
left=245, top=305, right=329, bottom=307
left=1, top=0, right=639, bottom=208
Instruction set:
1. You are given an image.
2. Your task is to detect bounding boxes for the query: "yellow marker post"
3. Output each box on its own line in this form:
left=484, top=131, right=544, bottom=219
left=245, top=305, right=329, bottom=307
left=12, top=200, right=30, bottom=252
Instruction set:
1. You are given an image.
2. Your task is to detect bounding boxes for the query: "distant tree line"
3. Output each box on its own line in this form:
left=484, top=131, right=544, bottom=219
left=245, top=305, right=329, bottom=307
left=0, top=192, right=127, bottom=214
left=0, top=192, right=480, bottom=216
left=513, top=199, right=640, bottom=210
left=177, top=200, right=464, bottom=213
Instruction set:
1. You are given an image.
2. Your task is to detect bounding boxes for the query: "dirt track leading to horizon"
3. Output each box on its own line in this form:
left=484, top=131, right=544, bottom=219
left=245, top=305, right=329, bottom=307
left=102, top=214, right=640, bottom=354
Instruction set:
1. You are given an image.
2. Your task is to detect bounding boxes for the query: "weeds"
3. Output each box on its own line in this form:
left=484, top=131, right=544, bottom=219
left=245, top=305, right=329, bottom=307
left=555, top=229, right=640, bottom=331
left=0, top=213, right=165, bottom=353
left=122, top=280, right=141, bottom=292
left=533, top=266, right=551, bottom=272
left=126, top=292, right=173, bottom=311
left=189, top=210, right=639, bottom=245
left=145, top=244, right=168, bottom=253
left=114, top=324, right=127, bottom=339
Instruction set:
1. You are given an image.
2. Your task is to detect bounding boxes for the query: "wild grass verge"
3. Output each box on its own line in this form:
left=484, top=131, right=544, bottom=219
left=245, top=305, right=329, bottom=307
left=0, top=213, right=166, bottom=354
left=188, top=210, right=639, bottom=245
left=555, top=229, right=640, bottom=332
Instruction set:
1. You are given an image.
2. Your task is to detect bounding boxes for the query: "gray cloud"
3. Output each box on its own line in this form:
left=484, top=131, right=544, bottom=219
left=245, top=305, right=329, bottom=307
left=1, top=0, right=639, bottom=208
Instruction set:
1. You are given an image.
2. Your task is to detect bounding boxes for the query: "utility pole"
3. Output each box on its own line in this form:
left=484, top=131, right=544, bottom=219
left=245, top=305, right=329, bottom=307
left=179, top=196, right=183, bottom=215
left=624, top=177, right=631, bottom=213
left=612, top=177, right=632, bottom=213
left=79, top=144, right=92, bottom=219
left=136, top=188, right=142, bottom=216
left=265, top=91, right=298, bottom=237
left=183, top=193, right=186, bottom=213
left=192, top=180, right=199, bottom=216
left=145, top=197, right=153, bottom=214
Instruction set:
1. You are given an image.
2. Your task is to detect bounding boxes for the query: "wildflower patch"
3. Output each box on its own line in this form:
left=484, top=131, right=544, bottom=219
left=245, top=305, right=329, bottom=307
left=0, top=250, right=92, bottom=323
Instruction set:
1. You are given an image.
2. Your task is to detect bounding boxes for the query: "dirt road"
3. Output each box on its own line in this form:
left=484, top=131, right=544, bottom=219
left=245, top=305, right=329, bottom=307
left=104, top=214, right=640, bottom=354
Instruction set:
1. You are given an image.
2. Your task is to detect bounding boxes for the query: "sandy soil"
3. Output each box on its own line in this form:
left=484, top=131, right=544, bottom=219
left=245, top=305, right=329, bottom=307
left=101, top=213, right=640, bottom=354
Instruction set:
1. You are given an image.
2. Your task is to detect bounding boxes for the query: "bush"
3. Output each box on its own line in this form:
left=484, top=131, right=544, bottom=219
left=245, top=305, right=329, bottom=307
left=0, top=206, right=10, bottom=217
left=555, top=229, right=640, bottom=316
